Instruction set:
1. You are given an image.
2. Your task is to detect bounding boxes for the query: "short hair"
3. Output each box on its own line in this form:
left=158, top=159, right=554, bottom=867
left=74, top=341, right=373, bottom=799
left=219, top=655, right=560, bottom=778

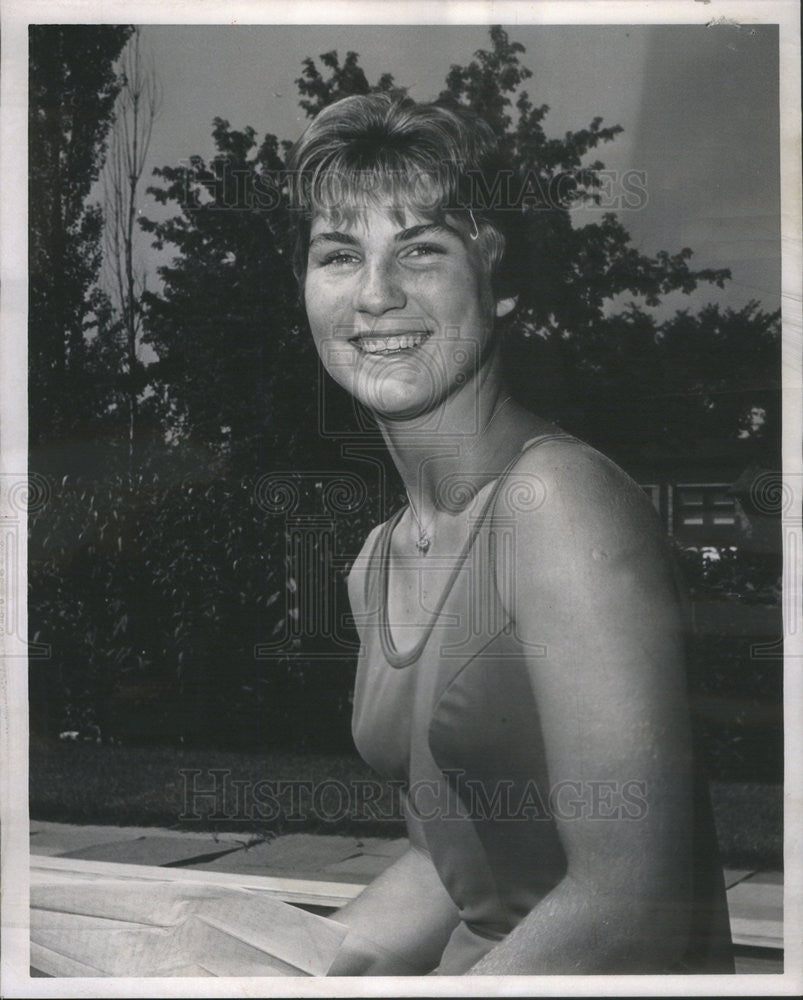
left=285, top=94, right=527, bottom=301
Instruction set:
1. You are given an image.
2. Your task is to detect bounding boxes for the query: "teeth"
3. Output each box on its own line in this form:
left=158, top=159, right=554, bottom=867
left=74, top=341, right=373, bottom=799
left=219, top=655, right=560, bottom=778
left=357, top=333, right=429, bottom=354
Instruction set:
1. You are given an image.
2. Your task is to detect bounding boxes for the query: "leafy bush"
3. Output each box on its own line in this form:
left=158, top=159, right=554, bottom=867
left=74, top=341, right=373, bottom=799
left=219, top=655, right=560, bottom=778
left=672, top=544, right=782, bottom=781
left=28, top=468, right=385, bottom=751
left=673, top=543, right=782, bottom=604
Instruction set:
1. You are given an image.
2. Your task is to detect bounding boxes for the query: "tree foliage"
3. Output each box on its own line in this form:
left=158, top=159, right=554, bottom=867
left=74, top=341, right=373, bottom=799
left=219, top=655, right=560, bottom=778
left=29, top=24, right=134, bottom=465
left=102, top=28, right=162, bottom=478
left=295, top=49, right=406, bottom=118
left=141, top=119, right=317, bottom=475
left=504, top=297, right=780, bottom=464
left=139, top=49, right=416, bottom=474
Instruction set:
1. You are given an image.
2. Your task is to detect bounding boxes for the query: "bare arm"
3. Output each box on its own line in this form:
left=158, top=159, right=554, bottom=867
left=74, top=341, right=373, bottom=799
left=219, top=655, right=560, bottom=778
left=471, top=443, right=693, bottom=974
left=327, top=844, right=460, bottom=975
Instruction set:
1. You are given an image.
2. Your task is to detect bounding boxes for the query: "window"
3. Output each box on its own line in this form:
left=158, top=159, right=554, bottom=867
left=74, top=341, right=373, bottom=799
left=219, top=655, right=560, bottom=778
left=674, top=483, right=738, bottom=536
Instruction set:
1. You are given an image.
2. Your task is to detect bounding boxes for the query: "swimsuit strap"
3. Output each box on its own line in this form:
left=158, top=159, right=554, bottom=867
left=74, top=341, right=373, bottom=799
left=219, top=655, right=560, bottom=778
left=481, top=431, right=579, bottom=611
left=470, top=431, right=576, bottom=534
left=376, top=431, right=577, bottom=668
left=364, top=516, right=394, bottom=608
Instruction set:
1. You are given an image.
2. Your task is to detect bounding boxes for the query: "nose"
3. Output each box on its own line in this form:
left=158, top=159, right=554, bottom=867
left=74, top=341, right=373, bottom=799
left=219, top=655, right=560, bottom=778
left=353, top=259, right=406, bottom=315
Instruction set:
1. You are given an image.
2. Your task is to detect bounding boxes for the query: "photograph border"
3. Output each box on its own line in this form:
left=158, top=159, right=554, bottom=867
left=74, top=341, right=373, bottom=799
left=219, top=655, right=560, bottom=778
left=2, top=1, right=801, bottom=996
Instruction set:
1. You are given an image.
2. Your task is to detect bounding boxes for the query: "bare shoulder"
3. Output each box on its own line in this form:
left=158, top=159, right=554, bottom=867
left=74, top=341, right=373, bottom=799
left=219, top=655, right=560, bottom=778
left=495, top=435, right=667, bottom=559
left=492, top=436, right=680, bottom=614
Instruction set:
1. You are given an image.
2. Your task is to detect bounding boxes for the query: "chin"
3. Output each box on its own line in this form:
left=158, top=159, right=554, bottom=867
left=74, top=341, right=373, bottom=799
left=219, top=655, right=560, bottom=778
left=351, top=373, right=445, bottom=420
left=362, top=394, right=439, bottom=422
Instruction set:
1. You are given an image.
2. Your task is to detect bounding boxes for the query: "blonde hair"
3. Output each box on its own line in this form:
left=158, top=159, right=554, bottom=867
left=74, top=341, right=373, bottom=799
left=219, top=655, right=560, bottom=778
left=285, top=94, right=523, bottom=299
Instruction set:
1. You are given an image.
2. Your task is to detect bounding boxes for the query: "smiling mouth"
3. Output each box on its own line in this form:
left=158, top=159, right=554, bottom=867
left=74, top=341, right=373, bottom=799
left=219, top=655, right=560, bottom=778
left=351, top=333, right=432, bottom=355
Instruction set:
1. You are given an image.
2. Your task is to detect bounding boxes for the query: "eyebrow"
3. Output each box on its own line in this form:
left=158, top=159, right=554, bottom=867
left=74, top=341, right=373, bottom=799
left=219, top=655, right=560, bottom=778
left=308, top=230, right=360, bottom=250
left=308, top=222, right=461, bottom=251
left=395, top=222, right=461, bottom=242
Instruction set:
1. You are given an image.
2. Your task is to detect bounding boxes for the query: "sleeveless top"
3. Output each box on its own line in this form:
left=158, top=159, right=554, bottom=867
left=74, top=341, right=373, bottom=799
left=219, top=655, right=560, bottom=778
left=348, top=434, right=734, bottom=975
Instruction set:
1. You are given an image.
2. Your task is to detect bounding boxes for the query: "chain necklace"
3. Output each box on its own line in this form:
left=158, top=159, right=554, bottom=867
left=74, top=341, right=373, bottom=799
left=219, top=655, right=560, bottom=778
left=407, top=497, right=434, bottom=554
left=405, top=395, right=512, bottom=555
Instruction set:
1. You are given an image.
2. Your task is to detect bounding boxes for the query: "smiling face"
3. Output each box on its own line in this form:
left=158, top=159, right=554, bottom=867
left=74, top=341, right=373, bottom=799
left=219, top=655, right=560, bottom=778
left=303, top=205, right=516, bottom=421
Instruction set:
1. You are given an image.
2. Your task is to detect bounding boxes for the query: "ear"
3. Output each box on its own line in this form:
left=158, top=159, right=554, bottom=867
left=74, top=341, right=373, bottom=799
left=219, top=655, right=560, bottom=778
left=495, top=295, right=518, bottom=319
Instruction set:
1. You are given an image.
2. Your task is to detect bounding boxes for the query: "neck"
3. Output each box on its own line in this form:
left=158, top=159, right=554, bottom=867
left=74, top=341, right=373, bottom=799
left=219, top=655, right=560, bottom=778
left=374, top=353, right=519, bottom=523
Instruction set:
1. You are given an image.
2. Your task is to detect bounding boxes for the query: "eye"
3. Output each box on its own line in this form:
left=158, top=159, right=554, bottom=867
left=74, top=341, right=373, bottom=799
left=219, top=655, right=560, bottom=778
left=319, top=249, right=361, bottom=267
left=401, top=242, right=446, bottom=260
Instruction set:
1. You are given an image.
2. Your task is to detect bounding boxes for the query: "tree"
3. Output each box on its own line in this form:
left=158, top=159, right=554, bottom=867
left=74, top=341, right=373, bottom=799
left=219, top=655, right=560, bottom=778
left=28, top=24, right=134, bottom=468
left=102, top=28, right=162, bottom=478
left=141, top=119, right=309, bottom=477
left=439, top=28, right=731, bottom=335
left=506, top=298, right=781, bottom=465
left=295, top=49, right=406, bottom=118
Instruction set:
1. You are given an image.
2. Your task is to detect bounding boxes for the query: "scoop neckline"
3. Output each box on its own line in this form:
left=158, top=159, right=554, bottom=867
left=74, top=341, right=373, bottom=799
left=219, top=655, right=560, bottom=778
left=378, top=494, right=495, bottom=669
left=376, top=431, right=575, bottom=669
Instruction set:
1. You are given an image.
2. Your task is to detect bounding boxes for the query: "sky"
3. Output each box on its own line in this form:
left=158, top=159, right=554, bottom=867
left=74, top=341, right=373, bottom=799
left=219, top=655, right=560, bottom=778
left=131, top=22, right=781, bottom=319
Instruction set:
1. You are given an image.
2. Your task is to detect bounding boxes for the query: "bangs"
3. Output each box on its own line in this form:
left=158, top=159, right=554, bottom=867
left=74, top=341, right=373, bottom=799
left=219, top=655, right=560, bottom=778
left=293, top=145, right=461, bottom=229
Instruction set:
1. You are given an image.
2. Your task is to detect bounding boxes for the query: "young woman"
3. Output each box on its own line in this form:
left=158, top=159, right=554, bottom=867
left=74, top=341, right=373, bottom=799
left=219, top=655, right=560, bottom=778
left=286, top=93, right=733, bottom=976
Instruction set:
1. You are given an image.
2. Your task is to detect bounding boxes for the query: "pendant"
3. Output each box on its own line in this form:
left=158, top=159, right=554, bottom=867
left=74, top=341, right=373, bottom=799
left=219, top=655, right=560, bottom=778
left=416, top=533, right=431, bottom=554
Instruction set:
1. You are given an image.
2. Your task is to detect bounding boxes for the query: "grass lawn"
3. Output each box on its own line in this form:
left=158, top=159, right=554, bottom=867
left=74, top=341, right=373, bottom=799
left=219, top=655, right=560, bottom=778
left=29, top=740, right=782, bottom=869
left=30, top=740, right=407, bottom=838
